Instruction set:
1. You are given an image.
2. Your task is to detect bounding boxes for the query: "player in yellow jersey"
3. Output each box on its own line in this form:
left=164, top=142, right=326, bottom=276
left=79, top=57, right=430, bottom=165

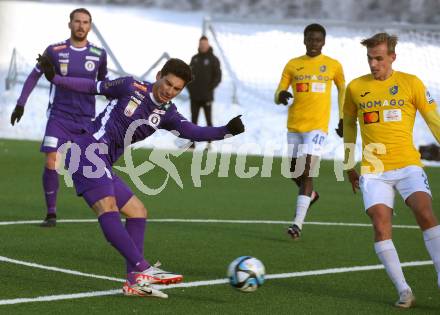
left=274, top=24, right=345, bottom=239
left=344, top=33, right=440, bottom=308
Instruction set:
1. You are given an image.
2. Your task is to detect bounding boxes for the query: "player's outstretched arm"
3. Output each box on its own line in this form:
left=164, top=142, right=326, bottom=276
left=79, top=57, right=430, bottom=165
left=37, top=54, right=97, bottom=95
left=164, top=113, right=245, bottom=141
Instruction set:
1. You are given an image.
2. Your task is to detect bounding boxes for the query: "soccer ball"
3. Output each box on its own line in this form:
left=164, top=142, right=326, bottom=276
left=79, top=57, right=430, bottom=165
left=227, top=256, right=265, bottom=292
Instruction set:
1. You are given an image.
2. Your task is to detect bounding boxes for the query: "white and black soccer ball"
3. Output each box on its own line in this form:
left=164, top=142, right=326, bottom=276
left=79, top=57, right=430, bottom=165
left=227, top=256, right=265, bottom=292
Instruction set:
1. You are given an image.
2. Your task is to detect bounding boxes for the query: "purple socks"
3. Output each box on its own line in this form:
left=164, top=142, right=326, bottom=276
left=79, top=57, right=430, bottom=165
left=43, top=167, right=58, bottom=215
left=125, top=218, right=147, bottom=274
left=98, top=212, right=150, bottom=274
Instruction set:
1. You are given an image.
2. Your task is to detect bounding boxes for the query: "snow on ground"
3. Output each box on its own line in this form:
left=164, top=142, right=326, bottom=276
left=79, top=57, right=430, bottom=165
left=0, top=0, right=439, bottom=164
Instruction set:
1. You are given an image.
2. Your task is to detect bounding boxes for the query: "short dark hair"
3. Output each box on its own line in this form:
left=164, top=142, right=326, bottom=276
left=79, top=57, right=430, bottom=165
left=199, top=35, right=208, bottom=41
left=361, top=32, right=398, bottom=54
left=161, top=58, right=192, bottom=85
left=70, top=8, right=92, bottom=22
left=304, top=23, right=326, bottom=38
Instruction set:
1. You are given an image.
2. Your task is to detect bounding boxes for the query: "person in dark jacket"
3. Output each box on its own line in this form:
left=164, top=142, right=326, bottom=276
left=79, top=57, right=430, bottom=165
left=188, top=36, right=222, bottom=149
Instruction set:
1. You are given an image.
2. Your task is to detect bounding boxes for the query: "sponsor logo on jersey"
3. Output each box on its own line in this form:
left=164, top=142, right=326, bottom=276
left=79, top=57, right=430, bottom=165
left=130, top=96, right=142, bottom=105
left=133, top=82, right=147, bottom=92
left=319, top=65, right=326, bottom=72
left=296, top=83, right=309, bottom=92
left=53, top=45, right=67, bottom=51
left=383, top=109, right=402, bottom=122
left=363, top=111, right=380, bottom=124
left=134, top=90, right=145, bottom=100
left=86, top=55, right=100, bottom=61
left=148, top=113, right=161, bottom=127
left=153, top=108, right=166, bottom=115
left=60, top=63, right=68, bottom=76
left=89, top=47, right=102, bottom=56
left=359, top=99, right=405, bottom=110
left=294, top=74, right=330, bottom=81
left=124, top=100, right=139, bottom=117
left=58, top=52, right=69, bottom=58
left=84, top=60, right=96, bottom=72
left=426, top=89, right=435, bottom=104
left=360, top=91, right=370, bottom=97
left=311, top=82, right=326, bottom=93
left=203, top=58, right=210, bottom=66
left=58, top=59, right=69, bottom=63
left=389, top=85, right=398, bottom=95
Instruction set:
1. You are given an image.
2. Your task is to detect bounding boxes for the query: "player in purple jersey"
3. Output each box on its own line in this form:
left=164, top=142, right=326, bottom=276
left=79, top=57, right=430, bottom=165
left=37, top=55, right=245, bottom=298
left=10, top=8, right=108, bottom=227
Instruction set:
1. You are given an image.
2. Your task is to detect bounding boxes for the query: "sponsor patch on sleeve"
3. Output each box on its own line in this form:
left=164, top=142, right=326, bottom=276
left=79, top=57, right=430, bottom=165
left=363, top=111, right=380, bottom=124
left=383, top=109, right=402, bottom=122
left=133, top=82, right=148, bottom=92
left=89, top=47, right=102, bottom=56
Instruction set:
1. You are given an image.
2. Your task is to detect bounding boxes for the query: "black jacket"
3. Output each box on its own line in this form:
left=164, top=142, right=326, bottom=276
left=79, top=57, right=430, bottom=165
left=188, top=47, right=222, bottom=102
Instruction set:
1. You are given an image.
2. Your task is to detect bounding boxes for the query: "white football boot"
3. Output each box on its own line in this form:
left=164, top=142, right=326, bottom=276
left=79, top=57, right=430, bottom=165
left=134, top=261, right=183, bottom=285
left=394, top=289, right=415, bottom=308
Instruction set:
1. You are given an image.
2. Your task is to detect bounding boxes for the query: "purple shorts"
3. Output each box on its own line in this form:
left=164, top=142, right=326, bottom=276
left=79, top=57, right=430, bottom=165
left=40, top=116, right=90, bottom=153
left=67, top=133, right=134, bottom=209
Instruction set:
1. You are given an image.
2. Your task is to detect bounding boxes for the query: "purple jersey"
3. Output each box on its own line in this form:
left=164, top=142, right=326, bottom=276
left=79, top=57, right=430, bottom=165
left=92, top=77, right=228, bottom=163
left=44, top=39, right=107, bottom=121
left=52, top=75, right=229, bottom=164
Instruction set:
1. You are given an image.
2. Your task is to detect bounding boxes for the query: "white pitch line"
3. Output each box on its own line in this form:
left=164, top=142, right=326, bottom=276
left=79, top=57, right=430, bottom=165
left=0, top=290, right=121, bottom=306
left=0, top=259, right=433, bottom=306
left=0, top=256, right=124, bottom=283
left=0, top=218, right=419, bottom=229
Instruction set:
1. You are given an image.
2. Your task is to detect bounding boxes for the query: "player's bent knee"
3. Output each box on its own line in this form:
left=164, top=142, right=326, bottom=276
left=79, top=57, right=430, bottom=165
left=92, top=196, right=119, bottom=216
left=120, top=196, right=147, bottom=219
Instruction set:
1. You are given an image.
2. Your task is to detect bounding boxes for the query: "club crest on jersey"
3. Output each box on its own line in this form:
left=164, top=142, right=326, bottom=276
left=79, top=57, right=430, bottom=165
left=389, top=85, right=398, bottom=95
left=204, top=59, right=210, bottom=66
left=124, top=100, right=139, bottom=117
left=84, top=60, right=95, bottom=72
left=148, top=113, right=161, bottom=127
left=363, top=111, right=380, bottom=124
left=320, top=65, right=326, bottom=72
left=426, top=90, right=435, bottom=104
left=60, top=63, right=68, bottom=76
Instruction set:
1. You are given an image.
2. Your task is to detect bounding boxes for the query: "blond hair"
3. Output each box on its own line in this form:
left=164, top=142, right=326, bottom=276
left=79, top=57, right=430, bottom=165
left=361, top=32, right=398, bottom=54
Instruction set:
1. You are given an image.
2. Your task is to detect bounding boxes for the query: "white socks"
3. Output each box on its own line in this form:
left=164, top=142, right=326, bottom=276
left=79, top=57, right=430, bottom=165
left=293, top=195, right=311, bottom=229
left=423, top=225, right=440, bottom=287
left=374, top=239, right=410, bottom=294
